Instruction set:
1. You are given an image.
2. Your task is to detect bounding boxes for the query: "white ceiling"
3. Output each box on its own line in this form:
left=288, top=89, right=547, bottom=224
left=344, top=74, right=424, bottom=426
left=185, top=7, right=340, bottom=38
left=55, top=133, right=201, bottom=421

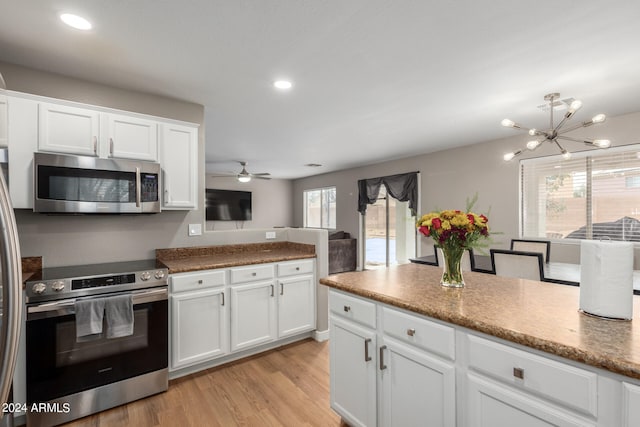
left=1, top=1, right=640, bottom=179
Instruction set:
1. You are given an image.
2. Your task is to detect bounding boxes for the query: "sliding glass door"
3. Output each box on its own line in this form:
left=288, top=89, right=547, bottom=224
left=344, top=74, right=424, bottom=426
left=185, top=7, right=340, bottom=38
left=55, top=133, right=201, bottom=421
left=363, top=186, right=416, bottom=268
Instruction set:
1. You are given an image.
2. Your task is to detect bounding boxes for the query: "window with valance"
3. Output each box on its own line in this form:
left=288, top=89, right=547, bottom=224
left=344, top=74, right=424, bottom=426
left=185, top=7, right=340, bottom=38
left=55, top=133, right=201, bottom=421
left=357, top=172, right=418, bottom=216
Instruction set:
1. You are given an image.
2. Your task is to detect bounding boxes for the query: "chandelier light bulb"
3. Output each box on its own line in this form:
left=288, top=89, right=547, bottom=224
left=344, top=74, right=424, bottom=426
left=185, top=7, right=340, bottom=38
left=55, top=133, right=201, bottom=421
left=568, top=100, right=583, bottom=113
left=503, top=152, right=516, bottom=161
left=501, top=119, right=515, bottom=128
left=526, top=140, right=541, bottom=150
left=593, top=139, right=611, bottom=148
left=561, top=149, right=572, bottom=160
left=528, top=129, right=537, bottom=136
left=592, top=114, right=606, bottom=124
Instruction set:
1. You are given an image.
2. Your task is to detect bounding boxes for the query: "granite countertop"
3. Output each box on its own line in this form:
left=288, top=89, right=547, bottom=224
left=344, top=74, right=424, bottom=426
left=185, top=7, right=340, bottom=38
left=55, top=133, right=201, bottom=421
left=156, top=241, right=316, bottom=274
left=320, top=263, right=640, bottom=380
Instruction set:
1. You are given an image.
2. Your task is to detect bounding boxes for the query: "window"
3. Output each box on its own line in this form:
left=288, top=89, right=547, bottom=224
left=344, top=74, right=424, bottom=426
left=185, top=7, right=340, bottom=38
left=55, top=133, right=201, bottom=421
left=521, top=145, right=640, bottom=242
left=303, top=186, right=336, bottom=229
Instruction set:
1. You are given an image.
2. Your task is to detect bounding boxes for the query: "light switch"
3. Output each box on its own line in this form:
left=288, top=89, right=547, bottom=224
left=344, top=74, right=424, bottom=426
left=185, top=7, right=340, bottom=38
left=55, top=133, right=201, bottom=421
left=265, top=231, right=276, bottom=240
left=188, top=224, right=202, bottom=236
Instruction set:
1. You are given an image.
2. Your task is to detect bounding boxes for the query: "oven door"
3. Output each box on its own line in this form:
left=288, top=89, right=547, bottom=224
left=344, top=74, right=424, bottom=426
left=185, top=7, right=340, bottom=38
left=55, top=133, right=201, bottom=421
left=26, top=287, right=168, bottom=404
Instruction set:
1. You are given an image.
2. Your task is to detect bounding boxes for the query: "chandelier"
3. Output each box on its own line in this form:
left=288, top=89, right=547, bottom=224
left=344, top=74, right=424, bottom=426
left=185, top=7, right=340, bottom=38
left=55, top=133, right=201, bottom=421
left=501, top=93, right=610, bottom=161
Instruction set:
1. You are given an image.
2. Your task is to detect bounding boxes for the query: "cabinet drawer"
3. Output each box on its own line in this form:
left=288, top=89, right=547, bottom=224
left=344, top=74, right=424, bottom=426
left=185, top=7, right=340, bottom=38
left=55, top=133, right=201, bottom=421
left=329, top=290, right=376, bottom=328
left=277, top=259, right=314, bottom=277
left=230, top=264, right=275, bottom=284
left=170, top=269, right=226, bottom=293
left=467, top=334, right=598, bottom=417
left=382, top=306, right=455, bottom=361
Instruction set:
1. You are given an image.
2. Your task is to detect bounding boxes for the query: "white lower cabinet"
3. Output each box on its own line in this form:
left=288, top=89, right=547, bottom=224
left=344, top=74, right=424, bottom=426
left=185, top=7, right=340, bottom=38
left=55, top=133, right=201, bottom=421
left=277, top=273, right=315, bottom=338
left=622, top=382, right=640, bottom=427
left=380, top=337, right=456, bottom=427
left=330, top=315, right=377, bottom=427
left=170, top=259, right=316, bottom=375
left=170, top=269, right=228, bottom=370
left=230, top=280, right=277, bottom=352
left=171, top=287, right=227, bottom=369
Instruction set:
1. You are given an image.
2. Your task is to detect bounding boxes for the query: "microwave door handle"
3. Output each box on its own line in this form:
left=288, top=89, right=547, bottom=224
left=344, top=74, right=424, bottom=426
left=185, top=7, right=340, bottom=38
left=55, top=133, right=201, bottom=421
left=135, top=167, right=141, bottom=208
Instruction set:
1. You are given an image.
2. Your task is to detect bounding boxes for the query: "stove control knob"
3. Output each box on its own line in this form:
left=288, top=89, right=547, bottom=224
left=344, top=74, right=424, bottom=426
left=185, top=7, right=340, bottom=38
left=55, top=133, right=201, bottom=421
left=154, top=270, right=166, bottom=280
left=32, top=283, right=47, bottom=294
left=140, top=271, right=151, bottom=281
left=51, top=281, right=65, bottom=292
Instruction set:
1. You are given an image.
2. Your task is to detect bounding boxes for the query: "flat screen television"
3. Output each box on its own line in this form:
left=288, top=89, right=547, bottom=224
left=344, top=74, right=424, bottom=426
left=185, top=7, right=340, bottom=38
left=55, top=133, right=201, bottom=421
left=205, top=189, right=252, bottom=221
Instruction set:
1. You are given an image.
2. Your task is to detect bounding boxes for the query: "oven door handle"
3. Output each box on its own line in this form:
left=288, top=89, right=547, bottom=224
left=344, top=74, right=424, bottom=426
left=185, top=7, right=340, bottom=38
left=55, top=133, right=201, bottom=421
left=27, top=287, right=167, bottom=318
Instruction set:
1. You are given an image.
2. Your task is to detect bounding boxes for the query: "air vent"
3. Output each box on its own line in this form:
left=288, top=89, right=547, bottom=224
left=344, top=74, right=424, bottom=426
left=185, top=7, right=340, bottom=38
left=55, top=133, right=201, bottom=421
left=305, top=163, right=322, bottom=167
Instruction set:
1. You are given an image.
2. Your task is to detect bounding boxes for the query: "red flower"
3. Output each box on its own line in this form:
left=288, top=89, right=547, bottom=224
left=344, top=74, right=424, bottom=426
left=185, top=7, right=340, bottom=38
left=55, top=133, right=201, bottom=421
left=432, top=218, right=442, bottom=229
left=479, top=214, right=488, bottom=223
left=419, top=226, right=430, bottom=236
left=467, top=214, right=475, bottom=224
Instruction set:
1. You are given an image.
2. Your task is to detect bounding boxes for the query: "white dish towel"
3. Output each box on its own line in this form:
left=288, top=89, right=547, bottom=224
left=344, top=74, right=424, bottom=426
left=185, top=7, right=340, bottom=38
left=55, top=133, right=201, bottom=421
left=105, top=294, right=134, bottom=338
left=75, top=297, right=106, bottom=341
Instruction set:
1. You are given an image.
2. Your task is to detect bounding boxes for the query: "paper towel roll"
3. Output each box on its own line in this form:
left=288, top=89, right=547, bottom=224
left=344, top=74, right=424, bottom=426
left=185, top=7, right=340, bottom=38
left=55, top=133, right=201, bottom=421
left=579, top=240, right=634, bottom=320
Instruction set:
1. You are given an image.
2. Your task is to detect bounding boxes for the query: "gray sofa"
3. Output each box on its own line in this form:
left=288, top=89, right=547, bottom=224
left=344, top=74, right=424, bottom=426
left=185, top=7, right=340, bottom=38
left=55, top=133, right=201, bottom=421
left=328, top=231, right=357, bottom=274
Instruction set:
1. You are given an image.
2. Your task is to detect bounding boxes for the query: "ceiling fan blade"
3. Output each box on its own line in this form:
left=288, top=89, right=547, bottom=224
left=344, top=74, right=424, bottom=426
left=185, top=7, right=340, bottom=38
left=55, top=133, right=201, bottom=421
left=250, top=172, right=271, bottom=177
left=253, top=175, right=271, bottom=180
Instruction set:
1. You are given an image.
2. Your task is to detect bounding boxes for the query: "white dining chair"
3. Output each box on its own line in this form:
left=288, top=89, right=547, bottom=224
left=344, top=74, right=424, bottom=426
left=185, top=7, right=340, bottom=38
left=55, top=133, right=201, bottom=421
left=510, top=239, right=551, bottom=263
left=490, top=249, right=545, bottom=281
left=436, top=246, right=472, bottom=272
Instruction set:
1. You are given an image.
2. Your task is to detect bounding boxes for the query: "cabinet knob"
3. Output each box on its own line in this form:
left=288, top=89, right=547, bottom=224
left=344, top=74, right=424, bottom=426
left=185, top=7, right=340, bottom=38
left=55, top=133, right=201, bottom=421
left=198, top=279, right=203, bottom=284
left=295, top=267, right=300, bottom=271
left=407, top=328, right=416, bottom=337
left=252, top=272, right=257, bottom=276
left=343, top=305, right=351, bottom=312
left=513, top=367, right=524, bottom=379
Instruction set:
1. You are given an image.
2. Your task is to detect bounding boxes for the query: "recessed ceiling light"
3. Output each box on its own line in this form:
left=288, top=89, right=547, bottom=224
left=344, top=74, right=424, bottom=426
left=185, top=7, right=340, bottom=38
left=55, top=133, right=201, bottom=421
left=60, top=13, right=92, bottom=30
left=273, top=80, right=293, bottom=90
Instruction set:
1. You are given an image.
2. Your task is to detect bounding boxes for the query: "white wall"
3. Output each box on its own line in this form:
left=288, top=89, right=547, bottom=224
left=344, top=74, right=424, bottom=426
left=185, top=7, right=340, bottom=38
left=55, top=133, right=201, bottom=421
left=293, top=111, right=640, bottom=268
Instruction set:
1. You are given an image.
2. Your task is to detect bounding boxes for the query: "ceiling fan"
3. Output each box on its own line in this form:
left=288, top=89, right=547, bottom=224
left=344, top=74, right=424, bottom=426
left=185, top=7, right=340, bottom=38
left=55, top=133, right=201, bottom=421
left=210, top=161, right=271, bottom=183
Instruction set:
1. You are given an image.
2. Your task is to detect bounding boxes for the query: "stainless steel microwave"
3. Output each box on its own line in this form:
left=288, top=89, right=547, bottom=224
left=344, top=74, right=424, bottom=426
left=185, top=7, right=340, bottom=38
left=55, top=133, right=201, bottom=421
left=34, top=152, right=161, bottom=213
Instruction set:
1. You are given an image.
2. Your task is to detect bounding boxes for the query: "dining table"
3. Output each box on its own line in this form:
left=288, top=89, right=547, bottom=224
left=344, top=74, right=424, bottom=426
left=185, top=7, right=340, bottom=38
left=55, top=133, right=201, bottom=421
left=409, top=254, right=640, bottom=293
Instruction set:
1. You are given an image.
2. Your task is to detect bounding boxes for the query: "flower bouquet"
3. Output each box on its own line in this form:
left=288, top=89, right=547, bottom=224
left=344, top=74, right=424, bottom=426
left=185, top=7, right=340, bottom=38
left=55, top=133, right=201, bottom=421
left=417, top=196, right=490, bottom=287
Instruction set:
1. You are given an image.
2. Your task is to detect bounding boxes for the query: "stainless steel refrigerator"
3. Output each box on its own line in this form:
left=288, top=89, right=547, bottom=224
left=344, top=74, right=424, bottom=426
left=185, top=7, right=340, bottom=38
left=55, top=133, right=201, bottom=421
left=0, top=71, right=24, bottom=427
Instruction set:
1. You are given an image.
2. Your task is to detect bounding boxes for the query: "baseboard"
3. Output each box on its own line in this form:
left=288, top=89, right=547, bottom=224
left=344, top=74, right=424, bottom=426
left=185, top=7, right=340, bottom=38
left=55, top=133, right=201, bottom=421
left=313, top=329, right=329, bottom=342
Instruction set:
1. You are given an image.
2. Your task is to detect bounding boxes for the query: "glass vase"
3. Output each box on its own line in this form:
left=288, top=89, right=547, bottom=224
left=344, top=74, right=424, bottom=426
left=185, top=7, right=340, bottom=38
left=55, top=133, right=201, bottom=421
left=440, top=245, right=465, bottom=288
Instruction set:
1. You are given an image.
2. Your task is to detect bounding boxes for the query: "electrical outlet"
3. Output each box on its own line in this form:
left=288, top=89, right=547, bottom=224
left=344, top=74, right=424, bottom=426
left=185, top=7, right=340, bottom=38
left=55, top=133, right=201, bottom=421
left=265, top=231, right=276, bottom=240
left=188, top=224, right=202, bottom=236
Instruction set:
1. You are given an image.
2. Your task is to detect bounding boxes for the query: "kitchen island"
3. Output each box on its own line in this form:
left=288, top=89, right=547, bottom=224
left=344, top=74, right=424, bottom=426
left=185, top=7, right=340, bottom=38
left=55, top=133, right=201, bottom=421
left=320, top=263, right=640, bottom=427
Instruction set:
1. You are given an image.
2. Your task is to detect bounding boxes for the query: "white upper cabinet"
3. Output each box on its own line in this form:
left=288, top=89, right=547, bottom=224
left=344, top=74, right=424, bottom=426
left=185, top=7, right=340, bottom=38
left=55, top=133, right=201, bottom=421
left=0, top=91, right=8, bottom=148
left=160, top=122, right=198, bottom=210
left=106, top=113, right=157, bottom=161
left=38, top=102, right=158, bottom=161
left=38, top=103, right=100, bottom=156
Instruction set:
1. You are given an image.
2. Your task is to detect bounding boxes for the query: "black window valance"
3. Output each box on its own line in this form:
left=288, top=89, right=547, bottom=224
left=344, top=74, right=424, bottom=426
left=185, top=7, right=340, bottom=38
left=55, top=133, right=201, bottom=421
left=357, top=172, right=418, bottom=216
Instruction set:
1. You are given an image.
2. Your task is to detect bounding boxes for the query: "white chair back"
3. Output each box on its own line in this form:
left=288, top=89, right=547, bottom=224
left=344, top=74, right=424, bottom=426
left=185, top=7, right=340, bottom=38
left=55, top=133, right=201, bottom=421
left=437, top=247, right=472, bottom=272
left=491, top=249, right=544, bottom=281
left=511, top=240, right=550, bottom=263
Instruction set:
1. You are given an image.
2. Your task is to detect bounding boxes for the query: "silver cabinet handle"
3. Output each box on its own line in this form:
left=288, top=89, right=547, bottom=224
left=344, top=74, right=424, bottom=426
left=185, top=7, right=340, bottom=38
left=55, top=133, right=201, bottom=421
left=513, top=367, right=524, bottom=379
left=270, top=284, right=274, bottom=297
left=407, top=328, right=416, bottom=337
left=93, top=136, right=98, bottom=156
left=379, top=345, right=387, bottom=370
left=364, top=338, right=372, bottom=362
left=109, top=137, right=115, bottom=156
left=343, top=305, right=351, bottom=312
left=280, top=282, right=284, bottom=295
left=135, top=167, right=141, bottom=208
left=221, top=292, right=225, bottom=306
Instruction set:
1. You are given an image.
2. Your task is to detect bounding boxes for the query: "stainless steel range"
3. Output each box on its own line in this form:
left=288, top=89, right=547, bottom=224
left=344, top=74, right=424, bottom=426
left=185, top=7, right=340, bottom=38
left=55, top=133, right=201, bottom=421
left=25, top=260, right=169, bottom=427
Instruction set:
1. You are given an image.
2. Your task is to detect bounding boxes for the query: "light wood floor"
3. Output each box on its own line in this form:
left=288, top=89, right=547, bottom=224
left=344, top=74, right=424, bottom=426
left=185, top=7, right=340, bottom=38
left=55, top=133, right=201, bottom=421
left=63, top=339, right=344, bottom=426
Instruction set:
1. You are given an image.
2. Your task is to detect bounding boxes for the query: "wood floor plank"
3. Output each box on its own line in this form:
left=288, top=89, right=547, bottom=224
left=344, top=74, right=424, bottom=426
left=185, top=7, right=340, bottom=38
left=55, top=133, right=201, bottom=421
left=62, top=339, right=342, bottom=427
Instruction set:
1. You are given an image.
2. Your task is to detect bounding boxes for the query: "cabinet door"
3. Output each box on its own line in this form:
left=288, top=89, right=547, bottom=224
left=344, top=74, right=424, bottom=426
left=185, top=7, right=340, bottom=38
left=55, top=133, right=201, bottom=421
left=230, top=280, right=277, bottom=352
left=7, top=96, right=38, bottom=208
left=277, top=274, right=315, bottom=338
left=171, top=287, right=228, bottom=370
left=329, top=315, right=377, bottom=427
left=380, top=337, right=456, bottom=427
left=38, top=103, right=100, bottom=156
left=159, top=123, right=198, bottom=209
left=623, top=382, right=640, bottom=427
left=0, top=91, right=7, bottom=147
left=466, top=373, right=595, bottom=427
left=106, top=113, right=158, bottom=161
